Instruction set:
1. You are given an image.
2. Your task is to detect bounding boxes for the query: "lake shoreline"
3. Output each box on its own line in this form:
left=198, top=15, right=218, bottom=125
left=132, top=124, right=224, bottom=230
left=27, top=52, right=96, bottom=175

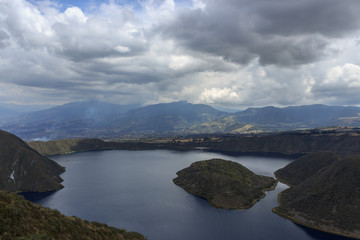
left=273, top=191, right=360, bottom=240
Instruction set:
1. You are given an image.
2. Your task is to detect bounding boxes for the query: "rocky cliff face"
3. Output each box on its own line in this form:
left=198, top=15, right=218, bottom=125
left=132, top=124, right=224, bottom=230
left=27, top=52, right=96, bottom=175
left=0, top=130, right=65, bottom=192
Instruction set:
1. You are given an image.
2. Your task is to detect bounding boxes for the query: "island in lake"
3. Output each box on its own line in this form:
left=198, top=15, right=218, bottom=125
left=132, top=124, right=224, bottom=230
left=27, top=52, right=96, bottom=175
left=173, top=158, right=278, bottom=209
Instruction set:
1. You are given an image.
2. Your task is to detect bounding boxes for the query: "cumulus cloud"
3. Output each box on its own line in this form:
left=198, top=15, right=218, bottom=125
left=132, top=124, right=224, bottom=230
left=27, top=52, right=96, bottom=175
left=200, top=88, right=241, bottom=104
left=311, top=63, right=360, bottom=105
left=0, top=0, right=360, bottom=108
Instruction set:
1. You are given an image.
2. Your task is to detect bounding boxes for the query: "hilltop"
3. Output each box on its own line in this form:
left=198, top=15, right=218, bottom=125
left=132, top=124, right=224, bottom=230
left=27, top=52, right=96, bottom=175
left=273, top=154, right=360, bottom=239
left=0, top=190, right=146, bottom=240
left=173, top=159, right=277, bottom=209
left=274, top=152, right=341, bottom=185
left=0, top=130, right=65, bottom=192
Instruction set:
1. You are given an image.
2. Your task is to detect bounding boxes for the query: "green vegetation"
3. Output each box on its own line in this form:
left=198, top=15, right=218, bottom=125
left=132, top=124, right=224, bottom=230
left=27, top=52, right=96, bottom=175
left=274, top=152, right=340, bottom=186
left=27, top=138, right=158, bottom=156
left=0, top=130, right=64, bottom=192
left=173, top=159, right=277, bottom=209
left=273, top=154, right=360, bottom=239
left=0, top=190, right=146, bottom=240
left=27, top=138, right=112, bottom=156
left=28, top=129, right=360, bottom=157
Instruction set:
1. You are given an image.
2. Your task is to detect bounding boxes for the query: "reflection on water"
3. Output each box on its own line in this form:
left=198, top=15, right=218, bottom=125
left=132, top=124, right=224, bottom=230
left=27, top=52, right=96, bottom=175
left=20, top=191, right=56, bottom=201
left=26, top=150, right=345, bottom=240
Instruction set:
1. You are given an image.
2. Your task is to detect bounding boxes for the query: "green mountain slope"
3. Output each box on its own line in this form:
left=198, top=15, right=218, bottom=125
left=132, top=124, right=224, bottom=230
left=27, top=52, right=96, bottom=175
left=274, top=152, right=340, bottom=185
left=107, top=101, right=229, bottom=135
left=0, top=130, right=65, bottom=192
left=173, top=159, right=277, bottom=209
left=1, top=101, right=228, bottom=140
left=0, top=190, right=146, bottom=240
left=273, top=155, right=360, bottom=239
left=190, top=104, right=360, bottom=133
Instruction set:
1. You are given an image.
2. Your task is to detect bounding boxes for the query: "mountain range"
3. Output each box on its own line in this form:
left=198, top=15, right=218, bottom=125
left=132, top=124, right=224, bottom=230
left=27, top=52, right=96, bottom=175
left=1, top=101, right=360, bottom=140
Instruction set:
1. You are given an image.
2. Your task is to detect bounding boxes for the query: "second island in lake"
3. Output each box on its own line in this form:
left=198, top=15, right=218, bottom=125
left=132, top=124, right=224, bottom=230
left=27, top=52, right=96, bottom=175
left=173, top=158, right=278, bottom=210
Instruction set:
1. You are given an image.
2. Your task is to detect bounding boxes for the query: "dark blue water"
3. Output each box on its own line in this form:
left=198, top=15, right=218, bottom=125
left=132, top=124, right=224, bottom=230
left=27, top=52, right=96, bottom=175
left=30, top=150, right=352, bottom=240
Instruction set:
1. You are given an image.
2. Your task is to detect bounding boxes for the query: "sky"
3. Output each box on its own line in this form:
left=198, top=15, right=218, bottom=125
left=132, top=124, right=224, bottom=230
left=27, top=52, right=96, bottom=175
left=1, top=0, right=360, bottom=110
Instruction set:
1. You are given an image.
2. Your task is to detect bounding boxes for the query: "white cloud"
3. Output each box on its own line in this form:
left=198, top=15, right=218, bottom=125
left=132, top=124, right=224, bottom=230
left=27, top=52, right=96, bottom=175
left=0, top=0, right=360, bottom=108
left=324, top=64, right=360, bottom=87
left=64, top=7, right=87, bottom=23
left=199, top=88, right=241, bottom=104
left=114, top=45, right=131, bottom=53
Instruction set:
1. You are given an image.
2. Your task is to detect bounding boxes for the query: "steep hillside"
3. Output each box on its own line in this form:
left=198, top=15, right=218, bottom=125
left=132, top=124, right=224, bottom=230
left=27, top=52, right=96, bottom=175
left=173, top=159, right=277, bottom=209
left=200, top=132, right=360, bottom=157
left=108, top=101, right=229, bottom=135
left=0, top=190, right=145, bottom=240
left=0, top=130, right=65, bottom=192
left=274, top=152, right=341, bottom=185
left=273, top=156, right=360, bottom=239
left=188, top=115, right=260, bottom=134
left=1, top=101, right=228, bottom=140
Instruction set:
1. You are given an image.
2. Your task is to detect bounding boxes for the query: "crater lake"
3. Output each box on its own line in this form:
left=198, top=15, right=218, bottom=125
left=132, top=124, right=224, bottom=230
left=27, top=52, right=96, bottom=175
left=28, top=150, right=353, bottom=240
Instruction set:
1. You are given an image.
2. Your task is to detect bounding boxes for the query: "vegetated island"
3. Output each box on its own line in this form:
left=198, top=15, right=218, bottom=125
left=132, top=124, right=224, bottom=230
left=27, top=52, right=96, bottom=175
left=0, top=190, right=146, bottom=240
left=273, top=152, right=360, bottom=239
left=173, top=158, right=277, bottom=209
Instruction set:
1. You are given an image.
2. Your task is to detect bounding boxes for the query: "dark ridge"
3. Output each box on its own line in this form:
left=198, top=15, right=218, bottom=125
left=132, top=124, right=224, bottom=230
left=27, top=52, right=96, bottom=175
left=0, top=130, right=65, bottom=192
left=273, top=155, right=360, bottom=239
left=274, top=152, right=340, bottom=186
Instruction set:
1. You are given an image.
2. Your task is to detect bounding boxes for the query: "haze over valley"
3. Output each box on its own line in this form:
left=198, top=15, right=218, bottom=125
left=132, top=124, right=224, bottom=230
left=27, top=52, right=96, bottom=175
left=1, top=101, right=360, bottom=141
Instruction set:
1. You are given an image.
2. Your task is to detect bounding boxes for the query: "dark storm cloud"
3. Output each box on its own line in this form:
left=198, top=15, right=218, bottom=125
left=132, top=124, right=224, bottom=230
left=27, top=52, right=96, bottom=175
left=1, top=0, right=360, bottom=107
left=254, top=0, right=360, bottom=37
left=161, top=0, right=360, bottom=66
left=52, top=21, right=149, bottom=62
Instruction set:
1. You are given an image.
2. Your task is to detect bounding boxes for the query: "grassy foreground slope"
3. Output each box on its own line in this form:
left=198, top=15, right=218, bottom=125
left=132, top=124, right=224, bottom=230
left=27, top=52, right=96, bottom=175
left=273, top=155, right=360, bottom=239
left=0, top=190, right=146, bottom=240
left=173, top=159, right=277, bottom=209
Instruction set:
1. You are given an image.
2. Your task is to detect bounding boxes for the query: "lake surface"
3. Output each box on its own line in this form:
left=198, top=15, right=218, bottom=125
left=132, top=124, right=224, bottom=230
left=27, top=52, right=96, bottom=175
left=30, top=150, right=352, bottom=240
